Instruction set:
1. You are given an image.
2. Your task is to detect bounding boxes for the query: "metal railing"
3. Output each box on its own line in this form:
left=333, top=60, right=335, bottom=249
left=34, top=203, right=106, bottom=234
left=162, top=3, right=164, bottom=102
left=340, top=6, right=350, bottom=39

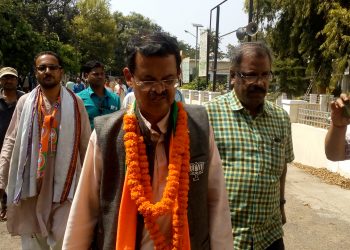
left=297, top=108, right=330, bottom=129
left=179, top=89, right=222, bottom=105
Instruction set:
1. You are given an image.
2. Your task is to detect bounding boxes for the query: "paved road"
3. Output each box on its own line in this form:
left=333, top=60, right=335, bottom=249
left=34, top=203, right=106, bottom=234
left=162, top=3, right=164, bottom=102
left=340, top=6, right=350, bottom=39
left=1, top=164, right=350, bottom=249
left=284, top=164, right=350, bottom=250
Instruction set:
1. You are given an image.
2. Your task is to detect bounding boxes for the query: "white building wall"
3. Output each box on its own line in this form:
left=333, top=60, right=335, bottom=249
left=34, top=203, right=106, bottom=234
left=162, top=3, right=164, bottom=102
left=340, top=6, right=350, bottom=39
left=291, top=123, right=350, bottom=178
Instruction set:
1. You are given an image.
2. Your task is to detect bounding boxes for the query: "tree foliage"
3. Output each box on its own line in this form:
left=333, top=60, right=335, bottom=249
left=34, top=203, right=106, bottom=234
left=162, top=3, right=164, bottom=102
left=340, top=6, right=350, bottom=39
left=111, top=11, right=163, bottom=76
left=0, top=0, right=196, bottom=83
left=0, top=0, right=44, bottom=79
left=240, top=0, right=350, bottom=95
left=73, top=0, right=117, bottom=65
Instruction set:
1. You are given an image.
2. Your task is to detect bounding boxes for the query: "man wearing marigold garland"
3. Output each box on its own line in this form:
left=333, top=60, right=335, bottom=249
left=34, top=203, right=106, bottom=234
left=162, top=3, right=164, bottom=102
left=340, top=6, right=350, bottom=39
left=63, top=32, right=233, bottom=250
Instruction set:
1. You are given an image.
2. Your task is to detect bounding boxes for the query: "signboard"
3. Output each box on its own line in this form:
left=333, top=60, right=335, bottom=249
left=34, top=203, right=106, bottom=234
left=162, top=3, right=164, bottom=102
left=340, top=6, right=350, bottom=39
left=198, top=29, right=208, bottom=77
left=181, top=57, right=190, bottom=83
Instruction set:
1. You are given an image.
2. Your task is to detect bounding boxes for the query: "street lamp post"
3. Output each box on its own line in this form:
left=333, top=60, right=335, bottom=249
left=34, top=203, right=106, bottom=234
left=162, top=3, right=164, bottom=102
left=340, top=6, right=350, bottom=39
left=185, top=24, right=203, bottom=89
left=248, top=0, right=254, bottom=42
left=184, top=29, right=196, bottom=79
left=192, top=23, right=203, bottom=80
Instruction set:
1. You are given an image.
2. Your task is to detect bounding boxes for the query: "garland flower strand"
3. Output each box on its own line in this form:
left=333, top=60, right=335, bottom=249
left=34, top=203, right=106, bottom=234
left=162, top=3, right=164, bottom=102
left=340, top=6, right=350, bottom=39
left=123, top=102, right=190, bottom=250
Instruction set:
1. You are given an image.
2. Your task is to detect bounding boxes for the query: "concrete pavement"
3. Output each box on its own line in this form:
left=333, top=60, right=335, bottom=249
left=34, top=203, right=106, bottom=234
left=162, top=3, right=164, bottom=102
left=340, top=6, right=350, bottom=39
left=0, top=163, right=349, bottom=249
left=284, top=164, right=350, bottom=250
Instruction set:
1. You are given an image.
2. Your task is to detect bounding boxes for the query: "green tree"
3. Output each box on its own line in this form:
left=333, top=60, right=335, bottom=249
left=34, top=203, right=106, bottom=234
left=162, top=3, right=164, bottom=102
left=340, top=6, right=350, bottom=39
left=243, top=0, right=350, bottom=95
left=23, top=0, right=78, bottom=43
left=318, top=1, right=350, bottom=89
left=112, top=11, right=163, bottom=75
left=178, top=41, right=196, bottom=59
left=0, top=0, right=42, bottom=77
left=73, top=0, right=117, bottom=65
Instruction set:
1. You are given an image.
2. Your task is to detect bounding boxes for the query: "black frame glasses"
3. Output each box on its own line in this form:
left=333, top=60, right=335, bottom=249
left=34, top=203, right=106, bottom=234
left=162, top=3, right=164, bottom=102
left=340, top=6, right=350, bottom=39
left=131, top=75, right=180, bottom=91
left=236, top=71, right=273, bottom=84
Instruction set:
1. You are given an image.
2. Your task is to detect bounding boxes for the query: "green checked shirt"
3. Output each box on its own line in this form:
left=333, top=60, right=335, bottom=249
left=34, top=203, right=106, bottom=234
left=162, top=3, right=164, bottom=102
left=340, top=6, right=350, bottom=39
left=205, top=90, right=294, bottom=250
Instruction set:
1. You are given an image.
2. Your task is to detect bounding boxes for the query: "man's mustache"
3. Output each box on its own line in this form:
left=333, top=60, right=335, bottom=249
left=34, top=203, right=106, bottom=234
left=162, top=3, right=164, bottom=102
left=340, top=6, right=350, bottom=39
left=247, top=85, right=266, bottom=94
left=149, top=90, right=168, bottom=100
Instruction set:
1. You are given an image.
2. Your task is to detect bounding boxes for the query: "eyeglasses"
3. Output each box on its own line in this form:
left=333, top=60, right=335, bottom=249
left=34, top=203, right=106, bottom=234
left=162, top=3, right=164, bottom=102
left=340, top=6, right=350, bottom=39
left=36, top=65, right=62, bottom=73
left=132, top=75, right=179, bottom=91
left=236, top=71, right=273, bottom=84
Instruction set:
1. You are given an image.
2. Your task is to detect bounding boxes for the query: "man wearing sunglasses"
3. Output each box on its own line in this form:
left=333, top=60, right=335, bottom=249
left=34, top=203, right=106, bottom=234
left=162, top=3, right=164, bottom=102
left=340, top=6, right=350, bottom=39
left=63, top=32, right=233, bottom=250
left=206, top=42, right=294, bottom=250
left=0, top=51, right=91, bottom=249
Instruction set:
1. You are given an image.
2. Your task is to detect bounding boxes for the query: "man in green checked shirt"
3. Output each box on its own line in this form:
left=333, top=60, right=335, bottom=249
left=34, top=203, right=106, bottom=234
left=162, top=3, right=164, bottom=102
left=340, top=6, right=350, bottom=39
left=205, top=42, right=294, bottom=250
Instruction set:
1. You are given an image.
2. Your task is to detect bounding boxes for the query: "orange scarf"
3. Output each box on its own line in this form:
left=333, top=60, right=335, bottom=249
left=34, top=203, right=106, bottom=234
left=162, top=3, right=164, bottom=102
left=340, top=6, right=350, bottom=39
left=37, top=91, right=60, bottom=186
left=116, top=102, right=191, bottom=250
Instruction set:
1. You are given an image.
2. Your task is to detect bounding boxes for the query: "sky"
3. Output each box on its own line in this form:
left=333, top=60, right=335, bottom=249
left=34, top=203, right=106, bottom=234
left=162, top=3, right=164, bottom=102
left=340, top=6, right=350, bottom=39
left=110, top=0, right=249, bottom=54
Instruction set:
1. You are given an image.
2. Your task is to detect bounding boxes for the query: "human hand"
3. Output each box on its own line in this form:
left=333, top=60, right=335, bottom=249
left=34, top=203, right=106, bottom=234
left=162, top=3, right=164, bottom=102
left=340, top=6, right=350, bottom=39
left=280, top=205, right=286, bottom=225
left=330, top=94, right=350, bottom=127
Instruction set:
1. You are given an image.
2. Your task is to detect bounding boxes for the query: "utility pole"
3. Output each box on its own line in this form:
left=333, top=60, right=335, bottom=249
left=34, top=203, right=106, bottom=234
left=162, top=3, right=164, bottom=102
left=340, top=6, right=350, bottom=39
left=208, top=0, right=227, bottom=92
left=193, top=23, right=203, bottom=82
left=248, top=0, right=254, bottom=42
left=213, top=6, right=220, bottom=92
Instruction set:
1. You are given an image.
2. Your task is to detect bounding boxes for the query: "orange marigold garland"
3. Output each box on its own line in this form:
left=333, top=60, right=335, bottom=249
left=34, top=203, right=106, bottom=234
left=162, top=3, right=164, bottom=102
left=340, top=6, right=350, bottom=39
left=123, top=102, right=190, bottom=249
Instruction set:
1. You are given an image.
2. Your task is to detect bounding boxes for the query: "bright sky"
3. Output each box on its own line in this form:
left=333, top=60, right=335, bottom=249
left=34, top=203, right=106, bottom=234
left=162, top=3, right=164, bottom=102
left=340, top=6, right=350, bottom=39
left=110, top=0, right=248, bottom=53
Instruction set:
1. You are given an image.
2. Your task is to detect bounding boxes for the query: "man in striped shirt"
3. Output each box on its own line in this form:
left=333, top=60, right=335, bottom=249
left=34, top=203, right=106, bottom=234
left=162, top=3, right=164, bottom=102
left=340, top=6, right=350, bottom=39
left=206, top=42, right=294, bottom=250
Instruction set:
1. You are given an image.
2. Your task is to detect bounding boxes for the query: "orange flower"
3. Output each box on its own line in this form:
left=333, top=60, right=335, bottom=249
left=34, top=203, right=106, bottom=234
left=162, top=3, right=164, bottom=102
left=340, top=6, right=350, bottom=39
left=123, top=102, right=190, bottom=249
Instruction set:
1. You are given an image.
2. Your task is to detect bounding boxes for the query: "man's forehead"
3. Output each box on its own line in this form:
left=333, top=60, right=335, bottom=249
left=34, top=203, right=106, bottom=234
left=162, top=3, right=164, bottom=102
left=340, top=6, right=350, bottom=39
left=91, top=67, right=104, bottom=72
left=36, top=54, right=59, bottom=65
left=134, top=53, right=177, bottom=73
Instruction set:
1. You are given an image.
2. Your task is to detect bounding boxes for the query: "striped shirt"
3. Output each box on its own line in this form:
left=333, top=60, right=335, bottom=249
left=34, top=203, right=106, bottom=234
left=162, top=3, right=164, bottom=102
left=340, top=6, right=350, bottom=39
left=205, top=90, right=294, bottom=250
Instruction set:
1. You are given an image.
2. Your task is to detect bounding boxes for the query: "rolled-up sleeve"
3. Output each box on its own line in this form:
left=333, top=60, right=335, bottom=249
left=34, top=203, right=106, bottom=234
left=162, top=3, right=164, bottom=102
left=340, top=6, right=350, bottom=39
left=63, top=131, right=102, bottom=249
left=208, top=126, right=234, bottom=250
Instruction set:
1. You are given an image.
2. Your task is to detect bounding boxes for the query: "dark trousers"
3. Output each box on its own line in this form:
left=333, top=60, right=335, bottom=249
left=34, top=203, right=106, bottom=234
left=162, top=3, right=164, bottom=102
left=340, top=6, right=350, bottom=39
left=251, top=238, right=285, bottom=250
left=1, top=192, right=7, bottom=210
left=265, top=238, right=285, bottom=250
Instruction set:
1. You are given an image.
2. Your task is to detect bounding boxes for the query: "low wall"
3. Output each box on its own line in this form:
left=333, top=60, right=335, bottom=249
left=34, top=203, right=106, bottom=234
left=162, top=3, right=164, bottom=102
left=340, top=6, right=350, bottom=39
left=292, top=123, right=350, bottom=178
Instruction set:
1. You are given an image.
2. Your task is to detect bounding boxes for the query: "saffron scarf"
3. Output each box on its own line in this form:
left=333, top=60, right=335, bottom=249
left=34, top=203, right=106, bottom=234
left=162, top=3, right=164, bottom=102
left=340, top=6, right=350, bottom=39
left=116, top=101, right=191, bottom=250
left=7, top=86, right=82, bottom=204
left=36, top=90, right=60, bottom=188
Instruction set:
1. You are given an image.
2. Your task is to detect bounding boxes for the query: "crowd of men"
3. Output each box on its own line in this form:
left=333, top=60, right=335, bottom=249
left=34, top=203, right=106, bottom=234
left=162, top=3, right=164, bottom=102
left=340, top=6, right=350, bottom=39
left=0, top=31, right=347, bottom=250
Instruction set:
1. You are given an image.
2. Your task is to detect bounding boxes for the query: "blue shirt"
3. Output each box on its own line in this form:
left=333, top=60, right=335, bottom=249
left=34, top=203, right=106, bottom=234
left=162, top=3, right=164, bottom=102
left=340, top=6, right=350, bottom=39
left=73, top=83, right=85, bottom=94
left=78, top=87, right=120, bottom=129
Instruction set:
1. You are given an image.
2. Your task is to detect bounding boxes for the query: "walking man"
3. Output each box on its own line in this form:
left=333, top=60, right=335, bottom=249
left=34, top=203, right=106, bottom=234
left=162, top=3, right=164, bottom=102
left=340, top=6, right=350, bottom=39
left=63, top=32, right=233, bottom=250
left=206, top=42, right=294, bottom=250
left=77, top=61, right=120, bottom=130
left=73, top=77, right=85, bottom=94
left=0, top=51, right=91, bottom=249
left=0, top=67, right=24, bottom=221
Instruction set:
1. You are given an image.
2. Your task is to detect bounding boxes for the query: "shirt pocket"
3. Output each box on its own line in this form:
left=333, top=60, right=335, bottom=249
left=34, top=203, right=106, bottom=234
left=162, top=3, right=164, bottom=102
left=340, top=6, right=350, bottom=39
left=261, top=137, right=286, bottom=177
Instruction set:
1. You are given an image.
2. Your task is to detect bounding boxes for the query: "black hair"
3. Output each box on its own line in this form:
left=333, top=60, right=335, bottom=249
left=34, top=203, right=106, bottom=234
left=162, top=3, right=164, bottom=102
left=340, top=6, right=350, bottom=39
left=82, top=60, right=104, bottom=74
left=34, top=51, right=63, bottom=67
left=125, top=32, right=181, bottom=74
left=230, top=42, right=272, bottom=79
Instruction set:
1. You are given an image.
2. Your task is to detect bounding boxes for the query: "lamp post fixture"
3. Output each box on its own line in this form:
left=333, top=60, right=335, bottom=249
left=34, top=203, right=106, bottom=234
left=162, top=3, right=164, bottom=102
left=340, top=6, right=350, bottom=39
left=184, top=30, right=196, bottom=38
